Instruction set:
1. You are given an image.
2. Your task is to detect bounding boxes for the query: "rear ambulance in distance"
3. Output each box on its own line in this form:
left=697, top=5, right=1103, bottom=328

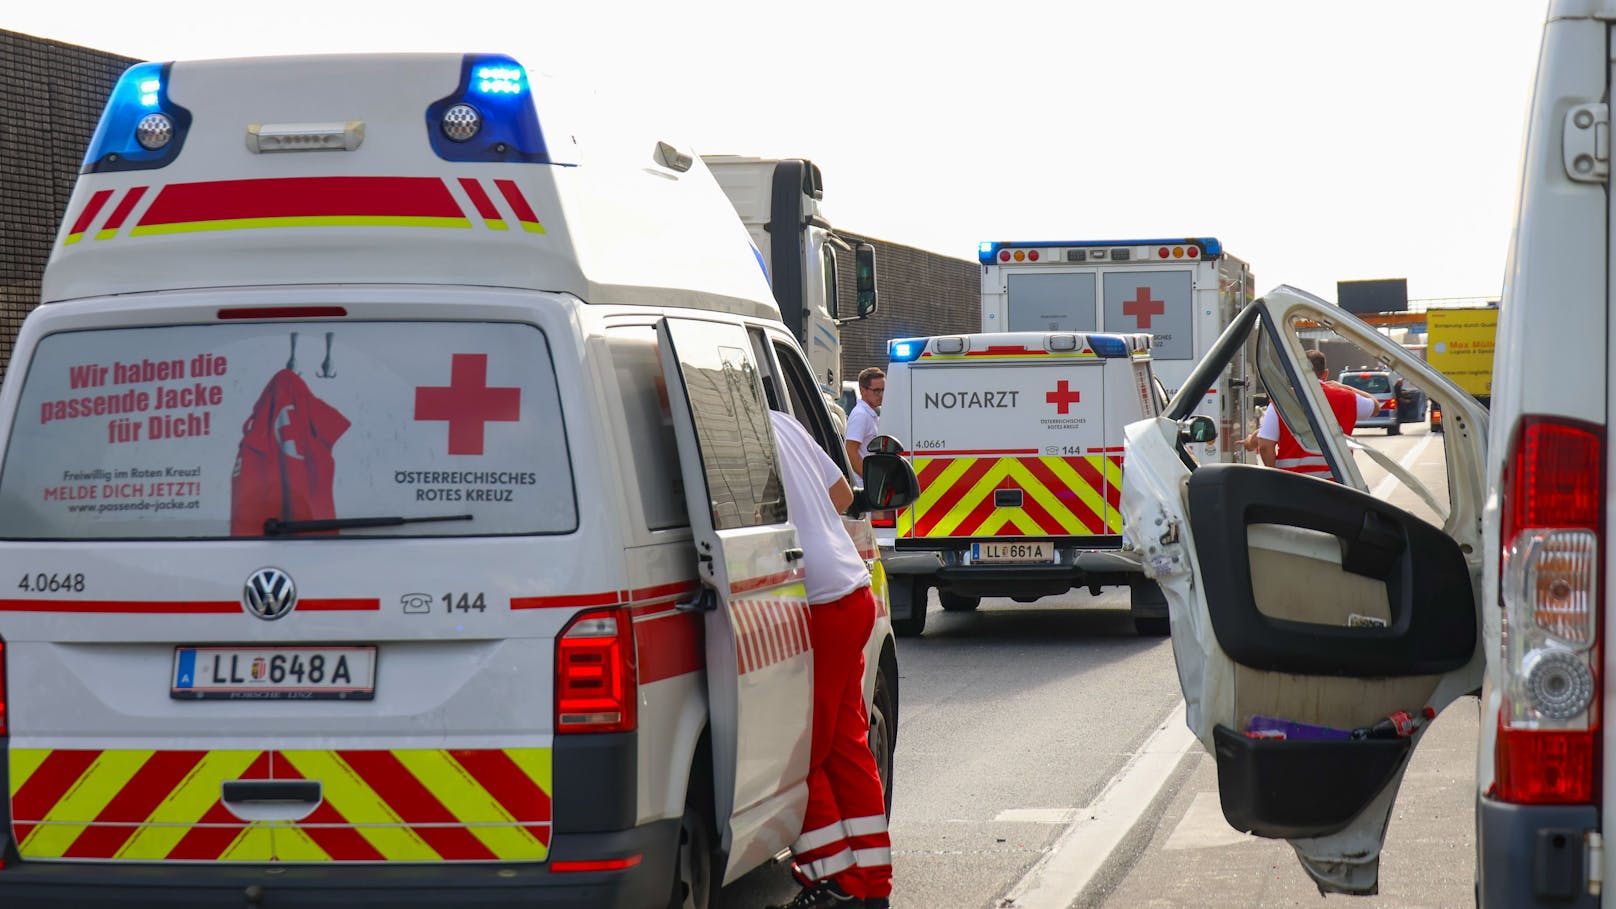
left=0, top=53, right=915, bottom=908
left=877, top=331, right=1168, bottom=637
left=978, top=238, right=1257, bottom=466
left=1119, top=4, right=1616, bottom=899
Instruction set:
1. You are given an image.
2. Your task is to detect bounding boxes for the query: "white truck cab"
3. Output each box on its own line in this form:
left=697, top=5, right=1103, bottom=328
left=1121, top=4, right=1616, bottom=904
left=0, top=53, right=914, bottom=908
left=877, top=330, right=1168, bottom=637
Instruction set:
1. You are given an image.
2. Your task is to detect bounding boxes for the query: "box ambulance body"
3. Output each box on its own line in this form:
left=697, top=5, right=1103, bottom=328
left=978, top=238, right=1257, bottom=465
left=0, top=53, right=906, bottom=908
left=877, top=331, right=1166, bottom=637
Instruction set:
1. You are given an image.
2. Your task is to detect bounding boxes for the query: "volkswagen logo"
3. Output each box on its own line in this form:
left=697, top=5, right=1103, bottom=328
left=243, top=568, right=297, bottom=621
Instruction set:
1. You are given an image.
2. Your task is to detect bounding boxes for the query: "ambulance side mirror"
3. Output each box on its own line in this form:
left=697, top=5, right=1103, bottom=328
left=1179, top=415, right=1217, bottom=445
left=865, top=433, right=903, bottom=456
left=849, top=452, right=919, bottom=516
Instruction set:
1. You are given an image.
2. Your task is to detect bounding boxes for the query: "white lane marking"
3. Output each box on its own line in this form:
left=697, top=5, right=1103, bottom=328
left=1162, top=791, right=1258, bottom=851
left=1369, top=432, right=1436, bottom=501
left=1000, top=700, right=1196, bottom=909
left=994, top=808, right=1079, bottom=824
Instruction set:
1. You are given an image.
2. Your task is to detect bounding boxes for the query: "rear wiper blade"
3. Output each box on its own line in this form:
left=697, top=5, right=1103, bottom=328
left=263, top=514, right=474, bottom=536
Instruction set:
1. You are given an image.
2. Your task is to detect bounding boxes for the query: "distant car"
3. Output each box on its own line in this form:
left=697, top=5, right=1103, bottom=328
left=840, top=380, right=859, bottom=416
left=1337, top=368, right=1402, bottom=435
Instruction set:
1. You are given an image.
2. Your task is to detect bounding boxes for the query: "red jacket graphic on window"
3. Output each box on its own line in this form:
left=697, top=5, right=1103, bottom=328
left=230, top=369, right=351, bottom=536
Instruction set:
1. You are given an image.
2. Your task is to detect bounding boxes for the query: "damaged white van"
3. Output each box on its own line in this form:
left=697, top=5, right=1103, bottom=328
left=1123, top=3, right=1616, bottom=905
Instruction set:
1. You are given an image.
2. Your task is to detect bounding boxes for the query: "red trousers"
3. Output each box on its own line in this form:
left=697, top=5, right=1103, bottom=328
left=790, top=585, right=892, bottom=900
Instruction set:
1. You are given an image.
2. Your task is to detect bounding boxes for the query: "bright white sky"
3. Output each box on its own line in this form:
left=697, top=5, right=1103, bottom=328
left=13, top=0, right=1548, bottom=303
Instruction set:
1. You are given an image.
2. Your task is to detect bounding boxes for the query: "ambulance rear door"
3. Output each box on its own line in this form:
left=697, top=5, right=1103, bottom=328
left=655, top=317, right=813, bottom=882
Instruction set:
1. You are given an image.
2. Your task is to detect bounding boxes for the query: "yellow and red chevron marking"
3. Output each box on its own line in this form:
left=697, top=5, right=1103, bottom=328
left=9, top=747, right=550, bottom=862
left=731, top=581, right=811, bottom=676
left=60, top=176, right=550, bottom=244
left=899, top=453, right=1123, bottom=538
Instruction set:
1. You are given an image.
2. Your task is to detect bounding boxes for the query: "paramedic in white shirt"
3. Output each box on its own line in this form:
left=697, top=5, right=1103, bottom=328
left=844, top=367, right=884, bottom=475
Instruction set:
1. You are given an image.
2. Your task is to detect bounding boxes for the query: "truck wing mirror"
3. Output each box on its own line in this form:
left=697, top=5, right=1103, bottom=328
left=855, top=242, right=878, bottom=319
left=848, top=452, right=919, bottom=516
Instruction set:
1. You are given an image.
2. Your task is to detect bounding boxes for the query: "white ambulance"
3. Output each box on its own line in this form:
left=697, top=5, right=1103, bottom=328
left=978, top=237, right=1258, bottom=465
left=877, top=331, right=1167, bottom=637
left=0, top=53, right=914, bottom=908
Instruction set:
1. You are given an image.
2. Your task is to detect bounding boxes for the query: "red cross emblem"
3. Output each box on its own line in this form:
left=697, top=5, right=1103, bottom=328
left=1046, top=380, right=1082, bottom=414
left=414, top=353, right=521, bottom=455
left=1122, top=286, right=1166, bottom=328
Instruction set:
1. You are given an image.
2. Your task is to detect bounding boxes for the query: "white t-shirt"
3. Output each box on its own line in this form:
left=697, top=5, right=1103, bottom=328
left=770, top=410, right=871, bottom=604
left=845, top=399, right=879, bottom=454
left=1257, top=386, right=1376, bottom=440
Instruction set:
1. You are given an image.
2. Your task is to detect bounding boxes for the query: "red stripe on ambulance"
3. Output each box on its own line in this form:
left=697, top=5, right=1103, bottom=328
left=137, top=176, right=464, bottom=226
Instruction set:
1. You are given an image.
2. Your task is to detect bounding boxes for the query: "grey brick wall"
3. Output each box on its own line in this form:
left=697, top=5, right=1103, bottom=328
left=1, top=30, right=137, bottom=369
left=836, top=232, right=979, bottom=380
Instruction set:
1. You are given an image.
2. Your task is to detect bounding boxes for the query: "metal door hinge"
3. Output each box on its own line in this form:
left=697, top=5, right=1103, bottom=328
left=1564, top=103, right=1609, bottom=183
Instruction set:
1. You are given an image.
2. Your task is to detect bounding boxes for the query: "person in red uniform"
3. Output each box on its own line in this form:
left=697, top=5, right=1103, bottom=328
left=230, top=368, right=350, bottom=535
left=1255, top=349, right=1377, bottom=479
left=766, top=409, right=891, bottom=909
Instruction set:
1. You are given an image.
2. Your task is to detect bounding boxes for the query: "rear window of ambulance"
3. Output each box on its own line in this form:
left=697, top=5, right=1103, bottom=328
left=0, top=321, right=576, bottom=539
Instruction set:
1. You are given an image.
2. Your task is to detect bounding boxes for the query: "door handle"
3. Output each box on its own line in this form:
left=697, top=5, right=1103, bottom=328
left=784, top=548, right=805, bottom=562
left=222, top=780, right=322, bottom=804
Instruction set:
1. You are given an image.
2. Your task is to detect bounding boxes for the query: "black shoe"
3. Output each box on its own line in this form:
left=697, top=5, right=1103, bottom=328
left=862, top=899, right=889, bottom=909
left=765, top=881, right=859, bottom=909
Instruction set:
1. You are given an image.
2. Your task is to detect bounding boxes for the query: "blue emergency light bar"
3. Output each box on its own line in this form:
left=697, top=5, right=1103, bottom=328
left=889, top=339, right=925, bottom=362
left=82, top=62, right=193, bottom=173
left=978, top=238, right=1222, bottom=264
left=427, top=54, right=556, bottom=164
left=1087, top=334, right=1131, bottom=358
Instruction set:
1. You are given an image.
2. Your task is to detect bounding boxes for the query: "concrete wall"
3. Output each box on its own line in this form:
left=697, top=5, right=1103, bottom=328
left=835, top=232, right=979, bottom=381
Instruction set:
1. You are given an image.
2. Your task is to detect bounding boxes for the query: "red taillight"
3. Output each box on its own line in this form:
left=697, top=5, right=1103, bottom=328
left=871, top=509, right=896, bottom=528
left=555, top=608, right=637, bottom=734
left=216, top=306, right=347, bottom=320
left=1493, top=417, right=1604, bottom=805
left=550, top=855, right=643, bottom=873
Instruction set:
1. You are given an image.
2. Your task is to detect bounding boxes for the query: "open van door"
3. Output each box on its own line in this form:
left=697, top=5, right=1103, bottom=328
left=1119, top=285, right=1491, bottom=894
left=656, top=317, right=815, bottom=882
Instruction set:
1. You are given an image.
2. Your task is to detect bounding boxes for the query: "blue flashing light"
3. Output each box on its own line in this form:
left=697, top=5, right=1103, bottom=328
left=427, top=54, right=554, bottom=165
left=1088, top=334, right=1130, bottom=358
left=889, top=339, right=924, bottom=363
left=473, top=65, right=525, bottom=95
left=82, top=62, right=192, bottom=174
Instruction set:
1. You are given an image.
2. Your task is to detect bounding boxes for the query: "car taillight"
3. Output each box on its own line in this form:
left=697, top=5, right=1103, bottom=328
left=555, top=608, right=637, bottom=734
left=1494, top=416, right=1604, bottom=804
left=872, top=509, right=896, bottom=528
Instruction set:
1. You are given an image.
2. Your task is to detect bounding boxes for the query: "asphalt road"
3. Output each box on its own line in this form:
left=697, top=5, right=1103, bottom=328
left=720, top=423, right=1476, bottom=909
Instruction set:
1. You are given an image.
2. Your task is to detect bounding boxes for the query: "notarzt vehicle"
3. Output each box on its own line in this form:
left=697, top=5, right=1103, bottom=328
left=877, top=331, right=1169, bottom=637
left=0, top=52, right=916, bottom=908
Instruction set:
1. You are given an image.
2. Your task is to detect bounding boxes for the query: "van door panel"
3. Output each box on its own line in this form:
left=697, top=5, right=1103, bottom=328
left=656, top=317, right=812, bottom=882
left=1120, top=286, right=1489, bottom=895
